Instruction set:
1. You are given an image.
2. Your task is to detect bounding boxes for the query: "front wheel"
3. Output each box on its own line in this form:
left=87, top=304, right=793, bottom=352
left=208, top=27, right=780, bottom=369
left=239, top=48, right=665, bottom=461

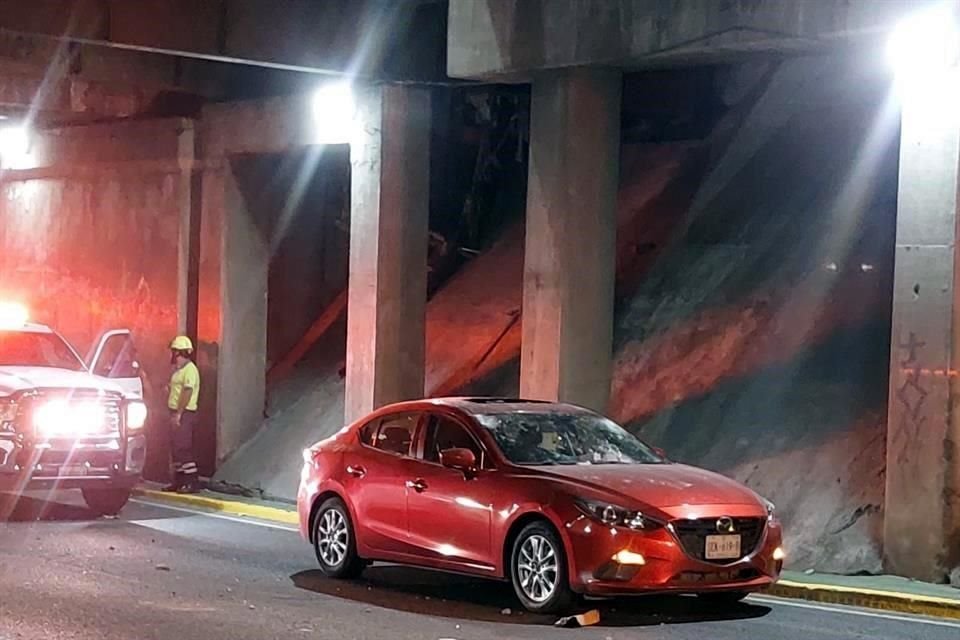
left=510, top=521, right=575, bottom=614
left=312, top=497, right=364, bottom=579
left=82, top=487, right=132, bottom=516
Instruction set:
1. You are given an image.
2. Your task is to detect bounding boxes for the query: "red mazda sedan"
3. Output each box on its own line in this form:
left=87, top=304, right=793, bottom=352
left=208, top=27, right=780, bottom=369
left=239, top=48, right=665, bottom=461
left=297, top=398, right=784, bottom=613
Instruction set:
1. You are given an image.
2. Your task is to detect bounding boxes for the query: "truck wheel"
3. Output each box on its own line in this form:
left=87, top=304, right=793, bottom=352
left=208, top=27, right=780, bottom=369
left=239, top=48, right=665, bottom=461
left=82, top=488, right=132, bottom=516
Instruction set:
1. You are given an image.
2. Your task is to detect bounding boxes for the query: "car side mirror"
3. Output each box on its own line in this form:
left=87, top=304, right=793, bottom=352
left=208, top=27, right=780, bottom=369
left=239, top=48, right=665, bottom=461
left=440, top=447, right=477, bottom=472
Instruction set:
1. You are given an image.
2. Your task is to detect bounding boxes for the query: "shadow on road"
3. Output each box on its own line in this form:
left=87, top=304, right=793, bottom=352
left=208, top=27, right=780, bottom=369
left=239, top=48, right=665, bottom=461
left=0, top=493, right=96, bottom=522
left=1, top=492, right=192, bottom=524
left=292, top=565, right=772, bottom=627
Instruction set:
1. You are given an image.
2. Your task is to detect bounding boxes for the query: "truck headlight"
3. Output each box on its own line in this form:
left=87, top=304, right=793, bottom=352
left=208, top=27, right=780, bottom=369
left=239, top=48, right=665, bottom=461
left=126, top=401, right=148, bottom=430
left=35, top=400, right=105, bottom=436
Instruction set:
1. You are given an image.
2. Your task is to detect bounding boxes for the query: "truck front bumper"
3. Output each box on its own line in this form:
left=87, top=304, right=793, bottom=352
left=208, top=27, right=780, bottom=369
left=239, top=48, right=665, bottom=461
left=0, top=433, right=146, bottom=492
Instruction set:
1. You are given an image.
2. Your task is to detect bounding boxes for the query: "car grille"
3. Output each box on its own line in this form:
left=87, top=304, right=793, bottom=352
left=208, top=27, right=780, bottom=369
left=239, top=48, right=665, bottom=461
left=18, top=389, right=123, bottom=437
left=672, top=517, right=766, bottom=563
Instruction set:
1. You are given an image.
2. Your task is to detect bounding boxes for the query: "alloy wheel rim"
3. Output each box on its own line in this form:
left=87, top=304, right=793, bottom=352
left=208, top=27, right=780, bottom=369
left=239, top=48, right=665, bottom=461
left=317, top=508, right=348, bottom=567
left=516, top=534, right=559, bottom=603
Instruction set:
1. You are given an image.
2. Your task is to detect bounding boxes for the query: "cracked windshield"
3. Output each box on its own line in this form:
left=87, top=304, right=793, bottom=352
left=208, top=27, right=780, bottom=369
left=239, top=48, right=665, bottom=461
left=477, top=412, right=664, bottom=465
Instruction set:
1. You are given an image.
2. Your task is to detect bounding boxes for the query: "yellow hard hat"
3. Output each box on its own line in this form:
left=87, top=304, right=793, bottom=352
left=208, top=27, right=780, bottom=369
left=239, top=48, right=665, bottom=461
left=170, top=335, right=194, bottom=352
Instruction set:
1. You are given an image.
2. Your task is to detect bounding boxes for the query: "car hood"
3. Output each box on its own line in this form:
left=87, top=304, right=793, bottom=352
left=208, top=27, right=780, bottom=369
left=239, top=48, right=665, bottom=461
left=0, top=366, right=124, bottom=396
left=533, top=462, right=764, bottom=511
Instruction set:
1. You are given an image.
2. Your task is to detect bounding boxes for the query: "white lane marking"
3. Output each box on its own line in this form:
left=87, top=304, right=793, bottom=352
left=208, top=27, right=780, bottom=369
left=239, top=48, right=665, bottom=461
left=749, top=595, right=960, bottom=629
left=130, top=498, right=300, bottom=533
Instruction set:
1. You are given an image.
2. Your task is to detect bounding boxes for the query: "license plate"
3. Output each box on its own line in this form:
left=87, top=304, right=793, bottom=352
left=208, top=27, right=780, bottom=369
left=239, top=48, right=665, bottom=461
left=705, top=534, right=741, bottom=560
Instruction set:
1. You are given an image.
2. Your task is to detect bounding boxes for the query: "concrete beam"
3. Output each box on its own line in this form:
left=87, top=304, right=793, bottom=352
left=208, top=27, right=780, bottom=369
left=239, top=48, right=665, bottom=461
left=448, top=0, right=940, bottom=79
left=0, top=0, right=444, bottom=79
left=519, top=68, right=620, bottom=411
left=201, top=95, right=314, bottom=158
left=0, top=26, right=226, bottom=98
left=0, top=69, right=177, bottom=120
left=885, top=74, right=960, bottom=581
left=344, top=85, right=431, bottom=424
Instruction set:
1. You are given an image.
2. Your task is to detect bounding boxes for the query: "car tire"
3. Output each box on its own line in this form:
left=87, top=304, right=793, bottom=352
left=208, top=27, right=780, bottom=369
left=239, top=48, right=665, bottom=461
left=312, top=497, right=364, bottom=579
left=698, top=590, right=750, bottom=606
left=510, top=521, right=575, bottom=614
left=82, top=488, right=132, bottom=516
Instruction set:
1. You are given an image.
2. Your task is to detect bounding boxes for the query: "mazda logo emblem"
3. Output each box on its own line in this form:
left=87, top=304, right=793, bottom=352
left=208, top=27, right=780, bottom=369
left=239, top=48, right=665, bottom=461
left=716, top=517, right=735, bottom=533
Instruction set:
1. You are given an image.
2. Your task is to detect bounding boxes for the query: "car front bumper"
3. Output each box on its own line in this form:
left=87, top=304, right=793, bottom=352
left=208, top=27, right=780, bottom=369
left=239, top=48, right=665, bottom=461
left=564, top=513, right=784, bottom=597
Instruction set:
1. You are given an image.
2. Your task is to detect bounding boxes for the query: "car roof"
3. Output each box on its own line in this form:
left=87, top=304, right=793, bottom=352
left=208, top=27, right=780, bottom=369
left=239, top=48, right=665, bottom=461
left=382, top=397, right=596, bottom=417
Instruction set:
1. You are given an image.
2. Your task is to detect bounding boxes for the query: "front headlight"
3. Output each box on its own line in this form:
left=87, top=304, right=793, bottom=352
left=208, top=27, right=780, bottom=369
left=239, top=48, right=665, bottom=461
left=126, top=401, right=148, bottom=430
left=35, top=400, right=105, bottom=436
left=575, top=499, right=663, bottom=530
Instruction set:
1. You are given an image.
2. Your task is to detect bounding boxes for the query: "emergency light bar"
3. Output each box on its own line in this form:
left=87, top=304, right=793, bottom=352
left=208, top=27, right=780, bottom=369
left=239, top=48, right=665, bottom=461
left=0, top=302, right=28, bottom=328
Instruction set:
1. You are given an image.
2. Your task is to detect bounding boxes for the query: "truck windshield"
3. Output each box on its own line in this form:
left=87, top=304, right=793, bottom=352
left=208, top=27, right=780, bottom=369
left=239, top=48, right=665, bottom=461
left=0, top=330, right=85, bottom=371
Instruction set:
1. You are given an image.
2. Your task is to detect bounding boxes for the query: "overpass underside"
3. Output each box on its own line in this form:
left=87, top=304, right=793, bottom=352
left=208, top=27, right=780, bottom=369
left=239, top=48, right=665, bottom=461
left=0, top=0, right=954, bottom=583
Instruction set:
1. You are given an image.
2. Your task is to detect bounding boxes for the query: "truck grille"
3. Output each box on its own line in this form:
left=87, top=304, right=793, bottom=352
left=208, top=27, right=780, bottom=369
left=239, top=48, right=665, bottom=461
left=672, top=517, right=766, bottom=563
left=18, top=389, right=123, bottom=437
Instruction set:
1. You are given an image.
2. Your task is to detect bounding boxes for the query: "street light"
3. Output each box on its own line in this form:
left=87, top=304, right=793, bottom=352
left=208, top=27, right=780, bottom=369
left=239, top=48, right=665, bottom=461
left=887, top=4, right=960, bottom=86
left=310, top=81, right=357, bottom=145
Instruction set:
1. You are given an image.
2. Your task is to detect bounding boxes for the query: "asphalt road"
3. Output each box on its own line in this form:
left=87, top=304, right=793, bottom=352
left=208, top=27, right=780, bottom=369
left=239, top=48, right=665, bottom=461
left=1, top=492, right=958, bottom=640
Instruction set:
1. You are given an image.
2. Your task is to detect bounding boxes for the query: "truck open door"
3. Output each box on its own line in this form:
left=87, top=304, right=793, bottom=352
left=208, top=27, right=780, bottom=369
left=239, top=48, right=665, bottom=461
left=87, top=329, right=144, bottom=400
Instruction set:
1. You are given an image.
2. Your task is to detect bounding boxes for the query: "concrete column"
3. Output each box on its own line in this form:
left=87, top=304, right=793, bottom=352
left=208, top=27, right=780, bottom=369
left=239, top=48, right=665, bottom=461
left=885, top=72, right=960, bottom=581
left=520, top=68, right=621, bottom=412
left=344, top=85, right=431, bottom=424
left=194, top=162, right=225, bottom=476
left=176, top=120, right=201, bottom=340
left=215, top=162, right=269, bottom=463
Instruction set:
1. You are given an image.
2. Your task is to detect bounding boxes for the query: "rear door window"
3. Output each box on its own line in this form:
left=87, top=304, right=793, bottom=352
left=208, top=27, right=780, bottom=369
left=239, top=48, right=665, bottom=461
left=362, top=412, right=420, bottom=457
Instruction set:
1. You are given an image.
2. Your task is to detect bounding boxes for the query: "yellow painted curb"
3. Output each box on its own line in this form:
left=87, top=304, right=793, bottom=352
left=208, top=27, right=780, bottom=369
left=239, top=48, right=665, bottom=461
left=766, top=580, right=960, bottom=621
left=133, top=488, right=300, bottom=526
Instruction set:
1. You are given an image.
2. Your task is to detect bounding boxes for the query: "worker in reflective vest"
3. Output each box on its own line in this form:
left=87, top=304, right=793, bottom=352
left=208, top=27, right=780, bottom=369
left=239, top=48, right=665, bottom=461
left=163, top=335, right=201, bottom=493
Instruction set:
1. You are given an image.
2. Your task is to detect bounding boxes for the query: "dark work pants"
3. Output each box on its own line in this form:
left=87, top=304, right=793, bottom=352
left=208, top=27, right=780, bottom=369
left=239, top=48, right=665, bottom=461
left=170, top=409, right=198, bottom=483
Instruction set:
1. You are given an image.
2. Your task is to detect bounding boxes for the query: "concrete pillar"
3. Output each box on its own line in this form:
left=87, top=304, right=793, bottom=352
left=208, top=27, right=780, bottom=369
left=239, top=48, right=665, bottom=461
left=520, top=68, right=621, bottom=412
left=194, top=161, right=225, bottom=477
left=344, top=85, right=431, bottom=424
left=215, top=162, right=269, bottom=463
left=176, top=121, right=201, bottom=340
left=885, top=72, right=960, bottom=581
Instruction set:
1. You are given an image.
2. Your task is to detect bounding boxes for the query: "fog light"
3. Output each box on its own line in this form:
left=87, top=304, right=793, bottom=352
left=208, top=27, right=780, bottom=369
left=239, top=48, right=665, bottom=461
left=773, top=547, right=786, bottom=561
left=612, top=549, right=646, bottom=566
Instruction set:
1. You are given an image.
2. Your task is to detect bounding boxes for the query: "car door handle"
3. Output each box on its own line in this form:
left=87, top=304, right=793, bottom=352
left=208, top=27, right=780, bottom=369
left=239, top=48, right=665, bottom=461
left=346, top=465, right=366, bottom=478
left=405, top=479, right=427, bottom=492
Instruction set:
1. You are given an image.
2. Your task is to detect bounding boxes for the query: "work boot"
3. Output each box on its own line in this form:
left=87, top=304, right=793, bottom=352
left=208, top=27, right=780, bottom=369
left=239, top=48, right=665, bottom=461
left=177, top=478, right=199, bottom=494
left=162, top=471, right=184, bottom=492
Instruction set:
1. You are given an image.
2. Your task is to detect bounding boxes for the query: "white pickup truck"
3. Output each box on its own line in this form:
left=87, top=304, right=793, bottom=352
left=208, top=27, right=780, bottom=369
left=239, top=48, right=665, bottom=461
left=0, top=305, right=148, bottom=516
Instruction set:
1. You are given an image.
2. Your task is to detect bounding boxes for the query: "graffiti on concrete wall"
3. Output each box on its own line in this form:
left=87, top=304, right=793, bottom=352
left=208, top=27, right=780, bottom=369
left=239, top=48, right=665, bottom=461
left=894, top=332, right=928, bottom=466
